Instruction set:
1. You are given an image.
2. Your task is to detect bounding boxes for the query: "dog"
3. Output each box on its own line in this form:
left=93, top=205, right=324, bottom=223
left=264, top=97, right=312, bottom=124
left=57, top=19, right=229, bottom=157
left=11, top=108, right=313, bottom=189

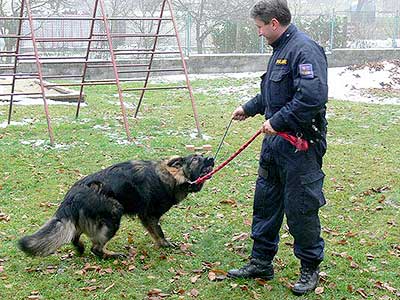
left=18, top=154, right=214, bottom=259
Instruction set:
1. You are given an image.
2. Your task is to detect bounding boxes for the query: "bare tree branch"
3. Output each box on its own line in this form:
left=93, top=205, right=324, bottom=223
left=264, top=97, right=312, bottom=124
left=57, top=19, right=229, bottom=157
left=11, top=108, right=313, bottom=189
left=172, top=0, right=253, bottom=53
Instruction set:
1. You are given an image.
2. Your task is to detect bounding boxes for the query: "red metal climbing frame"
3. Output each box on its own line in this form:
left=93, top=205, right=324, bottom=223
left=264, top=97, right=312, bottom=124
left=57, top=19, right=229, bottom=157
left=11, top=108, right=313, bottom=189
left=0, top=0, right=201, bottom=145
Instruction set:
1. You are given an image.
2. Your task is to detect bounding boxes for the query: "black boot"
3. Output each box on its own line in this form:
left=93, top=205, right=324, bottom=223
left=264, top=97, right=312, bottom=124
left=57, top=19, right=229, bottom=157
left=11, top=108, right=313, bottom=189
left=291, top=265, right=320, bottom=295
left=227, top=258, right=274, bottom=280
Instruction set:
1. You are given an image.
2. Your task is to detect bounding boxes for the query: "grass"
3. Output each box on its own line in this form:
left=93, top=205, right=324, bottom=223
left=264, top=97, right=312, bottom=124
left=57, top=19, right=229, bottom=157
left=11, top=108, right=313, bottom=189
left=0, top=77, right=399, bottom=300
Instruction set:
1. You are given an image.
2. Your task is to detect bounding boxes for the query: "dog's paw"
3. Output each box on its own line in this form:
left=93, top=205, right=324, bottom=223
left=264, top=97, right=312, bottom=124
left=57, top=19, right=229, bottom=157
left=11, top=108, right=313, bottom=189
left=103, top=252, right=127, bottom=260
left=157, top=239, right=176, bottom=248
left=109, top=252, right=128, bottom=260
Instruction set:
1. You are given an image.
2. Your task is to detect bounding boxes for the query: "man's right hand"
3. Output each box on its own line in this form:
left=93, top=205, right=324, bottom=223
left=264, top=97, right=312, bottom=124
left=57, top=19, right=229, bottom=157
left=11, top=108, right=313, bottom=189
left=232, top=106, right=248, bottom=121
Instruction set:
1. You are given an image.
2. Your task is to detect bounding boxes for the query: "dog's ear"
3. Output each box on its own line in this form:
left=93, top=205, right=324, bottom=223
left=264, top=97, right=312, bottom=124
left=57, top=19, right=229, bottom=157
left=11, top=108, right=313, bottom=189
left=167, top=156, right=184, bottom=168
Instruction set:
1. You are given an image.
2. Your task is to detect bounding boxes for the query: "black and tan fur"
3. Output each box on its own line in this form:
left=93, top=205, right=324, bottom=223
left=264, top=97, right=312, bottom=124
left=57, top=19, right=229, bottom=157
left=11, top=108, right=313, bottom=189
left=18, top=155, right=214, bottom=259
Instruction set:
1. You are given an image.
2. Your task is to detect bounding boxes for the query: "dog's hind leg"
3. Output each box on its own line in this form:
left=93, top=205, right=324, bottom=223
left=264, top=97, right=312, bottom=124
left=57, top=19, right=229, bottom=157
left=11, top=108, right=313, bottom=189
left=72, top=231, right=84, bottom=255
left=89, top=220, right=126, bottom=259
left=139, top=215, right=173, bottom=248
left=75, top=192, right=125, bottom=259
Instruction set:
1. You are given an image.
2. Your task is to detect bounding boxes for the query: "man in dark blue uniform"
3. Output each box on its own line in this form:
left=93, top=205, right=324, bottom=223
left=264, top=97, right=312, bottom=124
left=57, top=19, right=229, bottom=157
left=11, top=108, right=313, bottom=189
left=227, top=0, right=328, bottom=295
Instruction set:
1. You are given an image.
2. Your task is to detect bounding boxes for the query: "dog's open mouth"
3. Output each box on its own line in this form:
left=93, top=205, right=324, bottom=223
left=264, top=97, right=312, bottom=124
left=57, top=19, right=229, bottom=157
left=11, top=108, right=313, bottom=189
left=200, top=166, right=213, bottom=177
left=199, top=157, right=215, bottom=177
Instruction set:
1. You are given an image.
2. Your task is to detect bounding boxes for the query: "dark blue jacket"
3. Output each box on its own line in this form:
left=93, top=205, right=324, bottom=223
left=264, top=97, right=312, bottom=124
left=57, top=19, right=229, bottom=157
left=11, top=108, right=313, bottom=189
left=243, top=24, right=328, bottom=142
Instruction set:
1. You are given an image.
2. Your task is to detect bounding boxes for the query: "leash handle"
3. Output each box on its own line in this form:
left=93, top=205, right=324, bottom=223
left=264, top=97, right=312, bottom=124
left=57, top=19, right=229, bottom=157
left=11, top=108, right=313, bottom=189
left=277, top=132, right=309, bottom=151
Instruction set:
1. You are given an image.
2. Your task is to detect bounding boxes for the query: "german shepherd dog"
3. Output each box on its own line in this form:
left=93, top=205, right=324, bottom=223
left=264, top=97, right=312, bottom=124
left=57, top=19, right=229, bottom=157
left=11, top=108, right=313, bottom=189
left=18, top=154, right=214, bottom=259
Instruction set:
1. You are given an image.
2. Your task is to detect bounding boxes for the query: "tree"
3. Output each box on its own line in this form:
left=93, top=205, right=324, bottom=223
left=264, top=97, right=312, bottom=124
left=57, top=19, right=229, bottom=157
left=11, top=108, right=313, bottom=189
left=0, top=0, right=71, bottom=57
left=0, top=0, right=164, bottom=60
left=173, top=0, right=253, bottom=54
left=80, top=0, right=163, bottom=51
left=355, top=0, right=369, bottom=11
left=211, top=19, right=261, bottom=53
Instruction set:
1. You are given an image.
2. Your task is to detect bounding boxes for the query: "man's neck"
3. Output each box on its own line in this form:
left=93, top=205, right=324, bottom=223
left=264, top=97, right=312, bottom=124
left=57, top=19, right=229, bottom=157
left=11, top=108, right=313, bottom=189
left=269, top=24, right=291, bottom=46
left=275, top=25, right=290, bottom=40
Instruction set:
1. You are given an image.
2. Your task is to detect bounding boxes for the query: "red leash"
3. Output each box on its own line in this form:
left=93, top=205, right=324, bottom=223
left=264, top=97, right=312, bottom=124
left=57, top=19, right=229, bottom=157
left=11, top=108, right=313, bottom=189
left=194, top=130, right=308, bottom=185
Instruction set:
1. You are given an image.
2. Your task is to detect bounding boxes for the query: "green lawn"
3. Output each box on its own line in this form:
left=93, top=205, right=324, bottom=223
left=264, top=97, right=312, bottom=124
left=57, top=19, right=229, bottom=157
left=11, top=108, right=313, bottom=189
left=0, top=78, right=399, bottom=299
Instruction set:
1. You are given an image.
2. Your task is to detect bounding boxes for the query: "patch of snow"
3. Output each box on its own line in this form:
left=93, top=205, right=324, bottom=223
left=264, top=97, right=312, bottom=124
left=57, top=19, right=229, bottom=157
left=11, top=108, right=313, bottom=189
left=328, top=61, right=400, bottom=105
left=93, top=124, right=111, bottom=130
left=20, top=139, right=46, bottom=147
left=151, top=72, right=261, bottom=83
left=92, top=123, right=137, bottom=145
left=0, top=118, right=37, bottom=128
left=19, top=139, right=74, bottom=150
left=107, top=99, right=136, bottom=109
left=189, top=129, right=212, bottom=141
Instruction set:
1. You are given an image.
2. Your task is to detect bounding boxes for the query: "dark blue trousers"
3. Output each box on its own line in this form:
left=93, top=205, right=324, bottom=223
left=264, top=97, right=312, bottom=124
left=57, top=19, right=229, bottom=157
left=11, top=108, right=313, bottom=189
left=251, top=135, right=326, bottom=267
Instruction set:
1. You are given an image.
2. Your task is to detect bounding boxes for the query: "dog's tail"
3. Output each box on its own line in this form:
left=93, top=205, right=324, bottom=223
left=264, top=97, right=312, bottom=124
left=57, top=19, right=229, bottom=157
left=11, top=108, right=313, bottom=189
left=18, top=217, right=76, bottom=257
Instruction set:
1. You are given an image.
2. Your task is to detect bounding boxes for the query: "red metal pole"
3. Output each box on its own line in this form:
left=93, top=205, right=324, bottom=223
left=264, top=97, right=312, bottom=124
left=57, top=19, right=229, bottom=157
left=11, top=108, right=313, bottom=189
left=98, top=0, right=132, bottom=141
left=165, top=0, right=202, bottom=138
left=134, top=0, right=167, bottom=118
left=7, top=0, right=25, bottom=125
left=76, top=0, right=100, bottom=118
left=25, top=0, right=55, bottom=145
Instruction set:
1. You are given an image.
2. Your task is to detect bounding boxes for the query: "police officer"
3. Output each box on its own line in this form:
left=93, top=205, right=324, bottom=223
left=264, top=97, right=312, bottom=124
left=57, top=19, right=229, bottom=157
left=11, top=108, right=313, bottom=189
left=227, top=0, right=328, bottom=295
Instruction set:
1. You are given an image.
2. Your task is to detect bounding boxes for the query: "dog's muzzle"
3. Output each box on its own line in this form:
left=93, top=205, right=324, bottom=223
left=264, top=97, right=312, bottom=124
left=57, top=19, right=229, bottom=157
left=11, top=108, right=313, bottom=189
left=188, top=157, right=215, bottom=188
left=200, top=157, right=215, bottom=177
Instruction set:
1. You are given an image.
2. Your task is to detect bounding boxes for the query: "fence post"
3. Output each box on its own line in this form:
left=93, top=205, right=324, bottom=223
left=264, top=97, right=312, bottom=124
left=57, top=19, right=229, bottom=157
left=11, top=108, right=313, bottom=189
left=185, top=13, right=191, bottom=55
left=329, top=8, right=335, bottom=51
left=259, top=36, right=264, bottom=53
left=393, top=10, right=399, bottom=48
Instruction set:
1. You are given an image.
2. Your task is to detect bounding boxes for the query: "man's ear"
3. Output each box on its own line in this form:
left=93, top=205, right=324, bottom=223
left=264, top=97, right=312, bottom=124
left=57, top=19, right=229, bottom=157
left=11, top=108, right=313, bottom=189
left=167, top=156, right=184, bottom=168
left=271, top=18, right=279, bottom=30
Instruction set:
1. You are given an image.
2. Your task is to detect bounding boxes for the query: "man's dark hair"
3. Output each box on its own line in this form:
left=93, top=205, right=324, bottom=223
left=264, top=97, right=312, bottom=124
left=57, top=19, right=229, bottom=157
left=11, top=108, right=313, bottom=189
left=250, top=0, right=291, bottom=26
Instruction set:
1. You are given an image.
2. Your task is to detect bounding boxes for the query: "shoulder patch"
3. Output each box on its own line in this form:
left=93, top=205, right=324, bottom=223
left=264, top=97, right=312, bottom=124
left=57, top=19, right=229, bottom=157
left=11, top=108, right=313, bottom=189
left=299, top=64, right=314, bottom=78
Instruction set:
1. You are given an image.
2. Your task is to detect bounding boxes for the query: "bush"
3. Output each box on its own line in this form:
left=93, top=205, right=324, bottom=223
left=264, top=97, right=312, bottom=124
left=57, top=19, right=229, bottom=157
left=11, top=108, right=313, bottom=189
left=293, top=14, right=348, bottom=49
left=211, top=15, right=349, bottom=53
left=211, top=20, right=261, bottom=53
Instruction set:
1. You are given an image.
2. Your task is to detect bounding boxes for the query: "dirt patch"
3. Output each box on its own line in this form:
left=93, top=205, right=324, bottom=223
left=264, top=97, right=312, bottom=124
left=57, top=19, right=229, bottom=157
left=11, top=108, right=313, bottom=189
left=0, top=78, right=84, bottom=102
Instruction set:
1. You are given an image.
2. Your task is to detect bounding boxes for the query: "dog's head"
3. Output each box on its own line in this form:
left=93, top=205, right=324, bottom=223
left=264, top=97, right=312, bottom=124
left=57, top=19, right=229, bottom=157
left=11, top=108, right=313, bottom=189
left=166, top=154, right=214, bottom=192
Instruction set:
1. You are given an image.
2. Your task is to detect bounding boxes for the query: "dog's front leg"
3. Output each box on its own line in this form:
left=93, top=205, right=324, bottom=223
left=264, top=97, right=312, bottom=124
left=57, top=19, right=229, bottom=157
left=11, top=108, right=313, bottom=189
left=139, top=216, right=174, bottom=248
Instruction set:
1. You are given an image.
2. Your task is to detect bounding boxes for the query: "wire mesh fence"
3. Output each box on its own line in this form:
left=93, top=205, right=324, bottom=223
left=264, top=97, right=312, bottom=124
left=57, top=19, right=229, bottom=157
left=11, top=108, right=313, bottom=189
left=180, top=10, right=400, bottom=54
left=0, top=10, right=399, bottom=58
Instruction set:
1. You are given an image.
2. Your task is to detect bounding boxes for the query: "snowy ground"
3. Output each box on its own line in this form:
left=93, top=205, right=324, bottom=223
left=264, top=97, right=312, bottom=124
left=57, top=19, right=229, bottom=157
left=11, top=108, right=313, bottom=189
left=153, top=60, right=400, bottom=105
left=0, top=60, right=399, bottom=106
left=2, top=60, right=398, bottom=148
left=328, top=61, right=400, bottom=105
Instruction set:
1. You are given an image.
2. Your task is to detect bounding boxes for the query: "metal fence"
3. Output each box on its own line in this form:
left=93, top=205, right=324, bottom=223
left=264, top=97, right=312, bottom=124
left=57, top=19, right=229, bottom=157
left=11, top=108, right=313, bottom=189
left=180, top=10, right=400, bottom=55
left=294, top=10, right=400, bottom=50
left=1, top=10, right=399, bottom=57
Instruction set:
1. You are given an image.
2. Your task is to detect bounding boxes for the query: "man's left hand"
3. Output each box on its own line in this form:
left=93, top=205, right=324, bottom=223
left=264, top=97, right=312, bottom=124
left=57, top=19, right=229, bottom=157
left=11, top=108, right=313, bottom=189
left=261, top=119, right=277, bottom=135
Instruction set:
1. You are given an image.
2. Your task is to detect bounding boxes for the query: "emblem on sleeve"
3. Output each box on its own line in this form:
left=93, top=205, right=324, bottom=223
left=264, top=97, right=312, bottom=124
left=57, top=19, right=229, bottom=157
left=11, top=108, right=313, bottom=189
left=299, top=64, right=314, bottom=78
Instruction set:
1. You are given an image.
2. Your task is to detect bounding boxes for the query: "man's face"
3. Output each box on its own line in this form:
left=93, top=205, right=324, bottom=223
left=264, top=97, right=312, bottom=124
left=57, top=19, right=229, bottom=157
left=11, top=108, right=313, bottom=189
left=255, top=17, right=278, bottom=45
